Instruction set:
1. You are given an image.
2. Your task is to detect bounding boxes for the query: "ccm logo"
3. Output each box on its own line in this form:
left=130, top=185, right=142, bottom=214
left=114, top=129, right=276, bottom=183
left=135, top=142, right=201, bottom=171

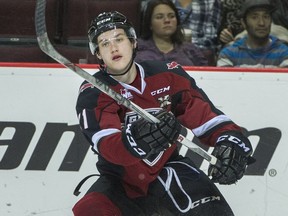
left=217, top=135, right=251, bottom=153
left=191, top=196, right=221, bottom=209
left=125, top=124, right=146, bottom=156
left=151, top=86, right=170, bottom=96
left=97, top=18, right=111, bottom=25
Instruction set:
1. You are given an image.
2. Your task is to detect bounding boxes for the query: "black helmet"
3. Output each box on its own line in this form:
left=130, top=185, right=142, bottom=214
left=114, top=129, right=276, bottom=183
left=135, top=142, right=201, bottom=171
left=239, top=0, right=276, bottom=18
left=88, top=11, right=137, bottom=55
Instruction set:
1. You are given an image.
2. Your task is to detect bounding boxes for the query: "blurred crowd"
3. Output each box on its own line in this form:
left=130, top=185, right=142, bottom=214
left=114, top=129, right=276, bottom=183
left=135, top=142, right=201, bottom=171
left=0, top=0, right=287, bottom=68
left=139, top=0, right=288, bottom=68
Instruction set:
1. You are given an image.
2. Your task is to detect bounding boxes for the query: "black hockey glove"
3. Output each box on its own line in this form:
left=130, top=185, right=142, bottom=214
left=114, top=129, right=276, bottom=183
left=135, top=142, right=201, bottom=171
left=208, top=132, right=254, bottom=185
left=122, top=111, right=181, bottom=159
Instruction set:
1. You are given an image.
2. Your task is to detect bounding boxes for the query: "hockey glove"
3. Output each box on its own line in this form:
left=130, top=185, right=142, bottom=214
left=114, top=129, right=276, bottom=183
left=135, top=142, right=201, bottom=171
left=122, top=111, right=181, bottom=159
left=208, top=132, right=254, bottom=185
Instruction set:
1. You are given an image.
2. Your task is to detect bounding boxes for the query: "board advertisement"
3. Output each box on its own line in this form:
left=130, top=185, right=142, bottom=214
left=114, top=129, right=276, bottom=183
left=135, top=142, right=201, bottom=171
left=0, top=64, right=287, bottom=216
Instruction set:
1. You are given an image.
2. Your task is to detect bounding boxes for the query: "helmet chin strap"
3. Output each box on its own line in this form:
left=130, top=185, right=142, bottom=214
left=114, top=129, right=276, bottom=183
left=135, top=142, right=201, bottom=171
left=105, top=49, right=136, bottom=77
left=107, top=57, right=133, bottom=76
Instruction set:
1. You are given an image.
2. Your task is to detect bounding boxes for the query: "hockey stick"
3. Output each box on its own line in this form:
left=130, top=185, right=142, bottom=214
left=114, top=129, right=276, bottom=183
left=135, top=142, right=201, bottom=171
left=35, top=0, right=219, bottom=166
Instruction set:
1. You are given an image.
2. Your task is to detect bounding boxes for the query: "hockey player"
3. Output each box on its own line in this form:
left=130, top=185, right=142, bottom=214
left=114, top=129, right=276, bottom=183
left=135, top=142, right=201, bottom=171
left=72, top=11, right=253, bottom=216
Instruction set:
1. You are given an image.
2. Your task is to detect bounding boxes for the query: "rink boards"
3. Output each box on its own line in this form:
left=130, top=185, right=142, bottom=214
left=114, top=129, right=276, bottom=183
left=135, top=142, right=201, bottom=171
left=0, top=63, right=287, bottom=216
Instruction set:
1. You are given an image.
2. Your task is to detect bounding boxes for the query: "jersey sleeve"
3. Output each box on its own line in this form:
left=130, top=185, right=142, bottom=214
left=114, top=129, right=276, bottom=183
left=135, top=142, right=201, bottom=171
left=76, top=80, right=141, bottom=166
left=169, top=66, right=242, bottom=146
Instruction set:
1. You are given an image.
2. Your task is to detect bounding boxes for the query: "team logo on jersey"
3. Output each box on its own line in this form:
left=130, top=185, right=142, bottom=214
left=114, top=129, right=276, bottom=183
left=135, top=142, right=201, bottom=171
left=120, top=88, right=133, bottom=100
left=124, top=108, right=161, bottom=124
left=158, top=95, right=171, bottom=108
left=167, top=61, right=180, bottom=69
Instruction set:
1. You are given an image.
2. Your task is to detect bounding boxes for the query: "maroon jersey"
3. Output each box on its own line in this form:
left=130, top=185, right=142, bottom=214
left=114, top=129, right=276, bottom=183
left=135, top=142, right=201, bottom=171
left=76, top=60, right=241, bottom=198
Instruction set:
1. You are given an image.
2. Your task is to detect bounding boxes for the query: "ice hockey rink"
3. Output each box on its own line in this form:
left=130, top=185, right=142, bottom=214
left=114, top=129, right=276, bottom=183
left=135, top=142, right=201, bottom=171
left=0, top=63, right=287, bottom=216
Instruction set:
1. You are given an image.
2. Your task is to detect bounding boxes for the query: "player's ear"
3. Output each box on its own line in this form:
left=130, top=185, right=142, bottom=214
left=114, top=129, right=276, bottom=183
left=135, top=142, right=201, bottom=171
left=133, top=40, right=137, bottom=49
left=96, top=51, right=102, bottom=60
left=132, top=39, right=137, bottom=49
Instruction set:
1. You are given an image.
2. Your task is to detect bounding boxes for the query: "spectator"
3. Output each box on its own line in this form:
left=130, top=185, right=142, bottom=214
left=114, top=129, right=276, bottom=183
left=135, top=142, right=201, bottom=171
left=219, top=0, right=288, bottom=46
left=171, top=0, right=222, bottom=66
left=136, top=0, right=208, bottom=66
left=217, top=0, right=288, bottom=68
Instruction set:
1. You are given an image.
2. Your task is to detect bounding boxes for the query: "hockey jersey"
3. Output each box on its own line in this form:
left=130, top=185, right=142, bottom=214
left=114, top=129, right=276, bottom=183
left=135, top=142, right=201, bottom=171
left=76, top=60, right=241, bottom=198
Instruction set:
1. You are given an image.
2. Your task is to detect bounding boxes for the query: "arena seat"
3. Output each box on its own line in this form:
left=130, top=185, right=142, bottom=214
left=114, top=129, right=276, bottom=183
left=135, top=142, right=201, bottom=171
left=87, top=0, right=142, bottom=36
left=0, top=45, right=50, bottom=63
left=0, top=0, right=61, bottom=45
left=61, top=0, right=89, bottom=46
left=52, top=45, right=93, bottom=64
left=0, top=0, right=64, bottom=63
left=0, top=0, right=141, bottom=63
left=61, top=0, right=141, bottom=46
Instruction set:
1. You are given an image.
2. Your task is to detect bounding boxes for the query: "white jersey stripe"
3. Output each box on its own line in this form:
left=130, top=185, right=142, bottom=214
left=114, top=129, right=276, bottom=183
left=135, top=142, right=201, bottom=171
left=92, top=128, right=120, bottom=152
left=192, top=115, right=232, bottom=137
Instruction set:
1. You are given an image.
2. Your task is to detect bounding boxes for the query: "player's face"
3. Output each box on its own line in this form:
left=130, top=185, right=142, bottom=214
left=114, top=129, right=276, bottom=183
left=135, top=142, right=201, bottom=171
left=97, top=28, right=135, bottom=74
left=243, top=8, right=272, bottom=40
left=150, top=4, right=177, bottom=39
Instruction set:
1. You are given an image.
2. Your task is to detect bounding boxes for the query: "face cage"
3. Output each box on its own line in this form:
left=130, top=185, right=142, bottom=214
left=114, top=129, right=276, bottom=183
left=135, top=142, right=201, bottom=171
left=88, top=25, right=137, bottom=55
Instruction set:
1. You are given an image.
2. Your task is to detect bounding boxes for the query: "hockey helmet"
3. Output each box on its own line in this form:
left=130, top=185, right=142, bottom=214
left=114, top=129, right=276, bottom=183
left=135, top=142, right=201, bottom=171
left=88, top=11, right=137, bottom=55
left=239, top=0, right=276, bottom=18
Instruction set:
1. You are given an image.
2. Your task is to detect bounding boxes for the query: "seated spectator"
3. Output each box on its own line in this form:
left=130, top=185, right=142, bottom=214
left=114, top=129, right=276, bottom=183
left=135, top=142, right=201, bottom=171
left=219, top=0, right=288, bottom=46
left=136, top=0, right=208, bottom=66
left=171, top=0, right=222, bottom=66
left=217, top=0, right=288, bottom=68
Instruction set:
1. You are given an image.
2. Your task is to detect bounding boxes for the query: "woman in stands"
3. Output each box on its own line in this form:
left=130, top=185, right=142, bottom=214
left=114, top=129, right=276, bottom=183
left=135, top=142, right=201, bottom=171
left=135, top=0, right=208, bottom=66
